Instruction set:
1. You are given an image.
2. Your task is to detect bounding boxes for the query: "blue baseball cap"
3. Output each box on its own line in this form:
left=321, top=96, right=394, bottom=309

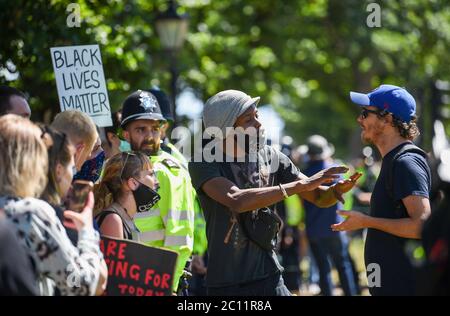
left=350, top=84, right=416, bottom=123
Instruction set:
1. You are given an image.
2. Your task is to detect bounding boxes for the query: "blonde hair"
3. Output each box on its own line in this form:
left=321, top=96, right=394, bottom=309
left=51, top=110, right=97, bottom=150
left=93, top=152, right=152, bottom=216
left=0, top=115, right=49, bottom=198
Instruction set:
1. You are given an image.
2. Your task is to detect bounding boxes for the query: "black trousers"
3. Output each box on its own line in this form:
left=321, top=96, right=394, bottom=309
left=207, top=273, right=292, bottom=296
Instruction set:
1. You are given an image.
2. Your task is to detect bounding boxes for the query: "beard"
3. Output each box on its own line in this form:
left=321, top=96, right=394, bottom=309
left=130, top=137, right=160, bottom=156
left=247, top=128, right=267, bottom=154
left=361, top=123, right=383, bottom=145
left=234, top=128, right=266, bottom=158
left=361, top=130, right=373, bottom=145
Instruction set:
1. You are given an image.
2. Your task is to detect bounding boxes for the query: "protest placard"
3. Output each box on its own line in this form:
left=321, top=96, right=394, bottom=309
left=50, top=44, right=112, bottom=127
left=100, top=236, right=178, bottom=296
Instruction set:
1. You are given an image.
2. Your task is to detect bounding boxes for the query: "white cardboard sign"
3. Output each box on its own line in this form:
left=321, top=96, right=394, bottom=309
left=50, top=44, right=112, bottom=127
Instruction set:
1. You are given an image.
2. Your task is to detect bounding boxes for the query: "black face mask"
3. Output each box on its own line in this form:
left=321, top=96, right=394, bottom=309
left=132, top=179, right=161, bottom=213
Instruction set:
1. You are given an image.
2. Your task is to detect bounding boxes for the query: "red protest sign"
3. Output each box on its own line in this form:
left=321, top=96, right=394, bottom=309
left=100, top=236, right=178, bottom=296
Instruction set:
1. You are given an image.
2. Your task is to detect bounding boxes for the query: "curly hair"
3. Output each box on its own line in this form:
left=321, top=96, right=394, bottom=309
left=391, top=115, right=420, bottom=141
left=375, top=110, right=420, bottom=141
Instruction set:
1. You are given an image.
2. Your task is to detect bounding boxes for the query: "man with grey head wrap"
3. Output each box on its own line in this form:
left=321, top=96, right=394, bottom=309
left=203, top=89, right=260, bottom=140
left=188, top=89, right=361, bottom=296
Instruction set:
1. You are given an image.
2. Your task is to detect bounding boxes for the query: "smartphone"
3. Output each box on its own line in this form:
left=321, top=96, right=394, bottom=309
left=65, top=180, right=94, bottom=213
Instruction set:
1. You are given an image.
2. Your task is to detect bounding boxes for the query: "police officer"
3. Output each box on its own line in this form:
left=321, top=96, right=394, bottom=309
left=148, top=87, right=188, bottom=170
left=148, top=87, right=208, bottom=295
left=120, top=90, right=196, bottom=293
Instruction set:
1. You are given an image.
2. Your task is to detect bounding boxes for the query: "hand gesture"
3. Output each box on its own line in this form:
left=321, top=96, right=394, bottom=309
left=332, top=172, right=363, bottom=203
left=331, top=210, right=368, bottom=232
left=297, top=166, right=349, bottom=192
left=63, top=191, right=94, bottom=232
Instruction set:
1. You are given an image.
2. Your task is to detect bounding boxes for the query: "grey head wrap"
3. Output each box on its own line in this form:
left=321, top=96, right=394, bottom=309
left=203, top=89, right=260, bottom=139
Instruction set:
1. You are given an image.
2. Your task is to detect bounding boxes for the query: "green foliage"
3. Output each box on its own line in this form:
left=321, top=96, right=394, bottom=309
left=1, top=0, right=449, bottom=156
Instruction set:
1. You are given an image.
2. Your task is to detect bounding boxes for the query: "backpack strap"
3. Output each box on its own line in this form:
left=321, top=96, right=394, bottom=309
left=385, top=143, right=428, bottom=214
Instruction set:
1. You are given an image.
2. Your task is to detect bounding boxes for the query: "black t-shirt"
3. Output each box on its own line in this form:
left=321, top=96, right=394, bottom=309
left=0, top=219, right=38, bottom=296
left=365, top=142, right=431, bottom=296
left=188, top=146, right=301, bottom=287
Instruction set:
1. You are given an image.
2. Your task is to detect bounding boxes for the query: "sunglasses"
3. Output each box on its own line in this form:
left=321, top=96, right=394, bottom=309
left=119, top=151, right=137, bottom=180
left=360, top=108, right=386, bottom=119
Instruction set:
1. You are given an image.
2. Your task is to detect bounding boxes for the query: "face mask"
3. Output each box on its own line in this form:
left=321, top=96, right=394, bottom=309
left=73, top=151, right=105, bottom=183
left=132, top=179, right=161, bottom=213
left=119, top=140, right=131, bottom=152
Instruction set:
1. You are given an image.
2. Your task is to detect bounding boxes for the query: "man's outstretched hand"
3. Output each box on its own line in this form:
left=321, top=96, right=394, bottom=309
left=332, top=172, right=363, bottom=203
left=298, top=166, right=349, bottom=192
left=331, top=210, right=369, bottom=232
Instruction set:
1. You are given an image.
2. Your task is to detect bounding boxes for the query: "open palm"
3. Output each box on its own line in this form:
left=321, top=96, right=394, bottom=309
left=299, top=166, right=349, bottom=191
left=332, top=172, right=363, bottom=203
left=334, top=172, right=363, bottom=194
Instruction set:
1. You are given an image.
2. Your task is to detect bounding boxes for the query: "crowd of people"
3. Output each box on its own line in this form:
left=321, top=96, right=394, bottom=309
left=0, top=83, right=449, bottom=296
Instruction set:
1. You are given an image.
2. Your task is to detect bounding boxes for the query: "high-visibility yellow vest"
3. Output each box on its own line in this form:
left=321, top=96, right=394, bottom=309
left=166, top=142, right=188, bottom=170
left=162, top=142, right=207, bottom=256
left=284, top=194, right=304, bottom=227
left=133, top=150, right=195, bottom=291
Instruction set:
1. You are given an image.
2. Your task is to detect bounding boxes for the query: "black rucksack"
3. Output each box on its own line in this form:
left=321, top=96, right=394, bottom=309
left=385, top=143, right=428, bottom=218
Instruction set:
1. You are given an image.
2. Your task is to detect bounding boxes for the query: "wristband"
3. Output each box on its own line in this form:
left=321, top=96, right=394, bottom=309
left=279, top=183, right=289, bottom=199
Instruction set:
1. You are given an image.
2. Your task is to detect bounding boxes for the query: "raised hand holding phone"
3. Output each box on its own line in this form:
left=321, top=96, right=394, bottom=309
left=65, top=180, right=94, bottom=213
left=63, top=181, right=95, bottom=231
